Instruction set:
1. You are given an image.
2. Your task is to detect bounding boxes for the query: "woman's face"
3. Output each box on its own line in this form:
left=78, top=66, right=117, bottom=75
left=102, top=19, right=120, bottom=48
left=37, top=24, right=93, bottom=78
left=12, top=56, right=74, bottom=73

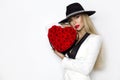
left=69, top=14, right=84, bottom=31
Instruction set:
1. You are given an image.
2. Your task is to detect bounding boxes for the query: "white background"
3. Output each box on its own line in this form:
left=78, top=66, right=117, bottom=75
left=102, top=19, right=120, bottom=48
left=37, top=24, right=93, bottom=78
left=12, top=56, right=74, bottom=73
left=0, top=0, right=120, bottom=80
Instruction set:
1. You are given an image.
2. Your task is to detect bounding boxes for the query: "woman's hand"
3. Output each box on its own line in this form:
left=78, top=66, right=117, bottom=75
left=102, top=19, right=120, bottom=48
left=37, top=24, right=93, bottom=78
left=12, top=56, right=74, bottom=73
left=53, top=49, right=65, bottom=59
left=51, top=23, right=70, bottom=59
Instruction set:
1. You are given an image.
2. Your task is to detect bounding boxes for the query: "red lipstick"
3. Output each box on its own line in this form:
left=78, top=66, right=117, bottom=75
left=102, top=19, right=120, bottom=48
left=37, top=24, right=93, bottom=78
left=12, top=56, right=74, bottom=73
left=75, top=25, right=80, bottom=29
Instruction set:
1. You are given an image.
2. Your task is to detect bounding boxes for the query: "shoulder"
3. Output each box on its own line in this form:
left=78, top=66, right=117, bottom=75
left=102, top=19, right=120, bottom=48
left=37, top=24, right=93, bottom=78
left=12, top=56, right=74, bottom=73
left=88, top=34, right=103, bottom=44
left=89, top=34, right=102, bottom=40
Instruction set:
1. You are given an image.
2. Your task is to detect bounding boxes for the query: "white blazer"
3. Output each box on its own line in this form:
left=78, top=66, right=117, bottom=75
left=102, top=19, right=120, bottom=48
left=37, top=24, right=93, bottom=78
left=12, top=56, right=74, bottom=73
left=61, top=34, right=102, bottom=80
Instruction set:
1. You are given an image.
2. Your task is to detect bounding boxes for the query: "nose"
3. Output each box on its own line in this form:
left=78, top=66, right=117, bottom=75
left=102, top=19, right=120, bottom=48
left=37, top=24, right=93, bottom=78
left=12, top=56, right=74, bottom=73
left=72, top=18, right=77, bottom=26
left=71, top=18, right=76, bottom=26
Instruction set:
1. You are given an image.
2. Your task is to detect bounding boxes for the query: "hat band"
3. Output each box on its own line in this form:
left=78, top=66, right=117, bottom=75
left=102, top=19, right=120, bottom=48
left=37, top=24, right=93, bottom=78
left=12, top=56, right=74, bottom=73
left=66, top=10, right=85, bottom=18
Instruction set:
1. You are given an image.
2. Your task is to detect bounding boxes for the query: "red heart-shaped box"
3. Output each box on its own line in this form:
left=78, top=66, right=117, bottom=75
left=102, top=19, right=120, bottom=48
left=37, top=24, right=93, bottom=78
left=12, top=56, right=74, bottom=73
left=48, top=25, right=77, bottom=53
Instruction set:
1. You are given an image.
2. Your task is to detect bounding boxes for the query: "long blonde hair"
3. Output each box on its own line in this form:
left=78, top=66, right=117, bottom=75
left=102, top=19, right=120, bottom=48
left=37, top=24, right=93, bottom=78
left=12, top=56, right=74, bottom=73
left=81, top=14, right=105, bottom=70
left=61, top=14, right=105, bottom=70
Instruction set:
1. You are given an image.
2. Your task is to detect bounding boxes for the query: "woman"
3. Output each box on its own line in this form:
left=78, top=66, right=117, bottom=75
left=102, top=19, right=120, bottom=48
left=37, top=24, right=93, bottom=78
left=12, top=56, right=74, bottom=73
left=53, top=2, right=103, bottom=80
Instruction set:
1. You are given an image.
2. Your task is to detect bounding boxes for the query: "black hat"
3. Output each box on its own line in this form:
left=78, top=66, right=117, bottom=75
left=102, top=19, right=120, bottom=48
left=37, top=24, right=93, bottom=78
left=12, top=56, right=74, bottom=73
left=58, top=2, right=96, bottom=24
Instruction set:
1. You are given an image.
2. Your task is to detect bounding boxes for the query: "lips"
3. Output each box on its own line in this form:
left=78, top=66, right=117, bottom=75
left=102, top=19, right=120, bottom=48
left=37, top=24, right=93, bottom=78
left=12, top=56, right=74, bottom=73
left=75, top=25, right=80, bottom=29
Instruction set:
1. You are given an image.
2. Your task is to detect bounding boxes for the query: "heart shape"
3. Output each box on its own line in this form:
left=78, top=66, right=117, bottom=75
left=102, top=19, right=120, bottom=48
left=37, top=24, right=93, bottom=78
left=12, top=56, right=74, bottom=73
left=48, top=25, right=77, bottom=53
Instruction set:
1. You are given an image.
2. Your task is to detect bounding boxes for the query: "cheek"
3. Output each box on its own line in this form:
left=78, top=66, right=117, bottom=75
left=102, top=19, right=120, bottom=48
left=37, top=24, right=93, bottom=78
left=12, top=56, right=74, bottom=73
left=80, top=22, right=84, bottom=28
left=79, top=19, right=84, bottom=27
left=70, top=23, right=74, bottom=27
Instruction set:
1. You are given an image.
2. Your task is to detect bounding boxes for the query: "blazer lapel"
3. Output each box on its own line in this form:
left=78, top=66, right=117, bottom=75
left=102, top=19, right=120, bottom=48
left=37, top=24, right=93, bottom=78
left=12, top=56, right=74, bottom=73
left=67, top=32, right=90, bottom=59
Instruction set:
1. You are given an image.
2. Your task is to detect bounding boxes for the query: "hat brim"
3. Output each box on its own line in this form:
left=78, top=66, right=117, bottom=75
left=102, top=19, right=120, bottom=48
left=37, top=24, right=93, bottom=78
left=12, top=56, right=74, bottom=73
left=58, top=11, right=96, bottom=24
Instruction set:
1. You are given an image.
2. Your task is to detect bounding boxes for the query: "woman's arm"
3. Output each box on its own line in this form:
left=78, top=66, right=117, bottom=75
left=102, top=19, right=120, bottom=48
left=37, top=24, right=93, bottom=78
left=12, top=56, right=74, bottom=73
left=61, top=35, right=102, bottom=75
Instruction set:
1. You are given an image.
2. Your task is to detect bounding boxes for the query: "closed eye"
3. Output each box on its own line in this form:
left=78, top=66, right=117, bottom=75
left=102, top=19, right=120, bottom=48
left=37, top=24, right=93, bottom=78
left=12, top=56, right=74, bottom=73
left=75, top=15, right=80, bottom=19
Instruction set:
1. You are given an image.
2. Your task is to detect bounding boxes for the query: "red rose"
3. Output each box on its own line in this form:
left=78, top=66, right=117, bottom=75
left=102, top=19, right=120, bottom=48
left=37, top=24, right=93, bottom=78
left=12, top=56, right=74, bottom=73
left=48, top=25, right=77, bottom=53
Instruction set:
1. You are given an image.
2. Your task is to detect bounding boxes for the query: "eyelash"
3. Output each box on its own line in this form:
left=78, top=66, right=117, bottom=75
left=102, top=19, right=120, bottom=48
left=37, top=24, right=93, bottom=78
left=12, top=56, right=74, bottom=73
left=75, top=15, right=80, bottom=18
left=68, top=19, right=72, bottom=23
left=68, top=15, right=80, bottom=23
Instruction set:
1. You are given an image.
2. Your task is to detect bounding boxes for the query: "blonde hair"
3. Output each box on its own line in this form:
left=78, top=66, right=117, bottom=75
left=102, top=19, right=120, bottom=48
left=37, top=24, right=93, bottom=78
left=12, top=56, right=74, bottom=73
left=60, top=14, right=105, bottom=70
left=81, top=14, right=105, bottom=70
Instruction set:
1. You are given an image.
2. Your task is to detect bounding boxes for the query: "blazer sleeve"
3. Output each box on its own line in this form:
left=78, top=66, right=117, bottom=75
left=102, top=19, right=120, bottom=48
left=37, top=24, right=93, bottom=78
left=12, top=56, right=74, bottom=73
left=61, top=35, right=102, bottom=75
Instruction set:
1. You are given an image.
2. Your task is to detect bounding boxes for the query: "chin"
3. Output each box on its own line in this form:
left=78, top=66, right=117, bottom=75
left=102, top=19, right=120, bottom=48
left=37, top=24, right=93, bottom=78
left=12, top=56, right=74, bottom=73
left=77, top=28, right=81, bottom=31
